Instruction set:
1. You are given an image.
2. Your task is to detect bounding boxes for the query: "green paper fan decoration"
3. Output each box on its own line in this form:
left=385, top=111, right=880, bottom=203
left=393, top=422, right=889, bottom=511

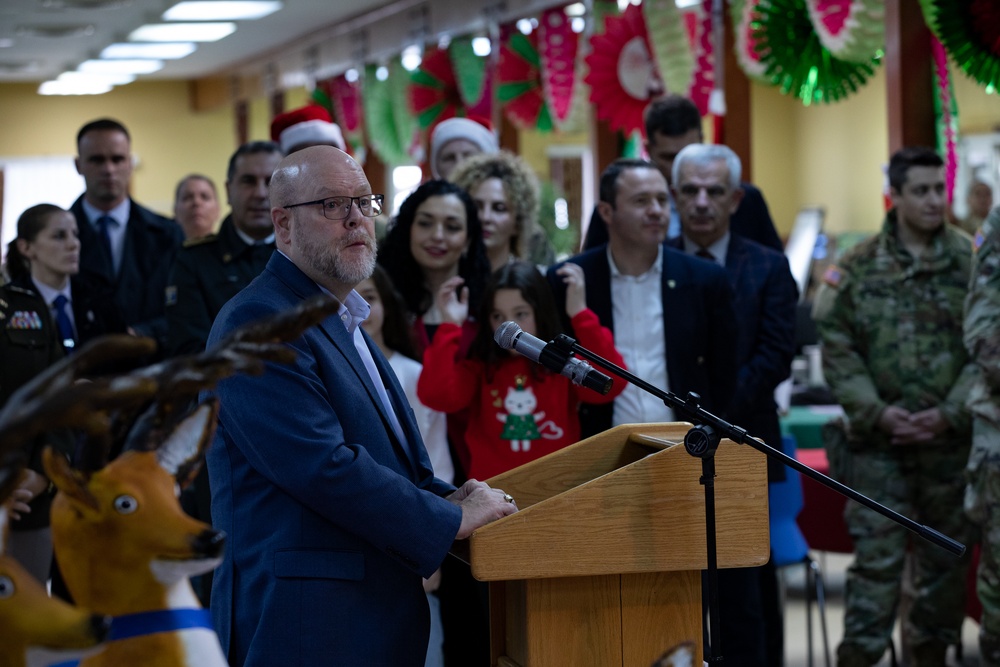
left=449, top=36, right=490, bottom=109
left=754, top=0, right=881, bottom=105
left=929, top=0, right=1000, bottom=91
left=363, top=62, right=412, bottom=166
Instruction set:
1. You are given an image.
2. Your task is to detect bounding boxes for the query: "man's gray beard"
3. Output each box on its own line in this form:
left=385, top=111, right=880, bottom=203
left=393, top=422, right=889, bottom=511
left=304, top=233, right=377, bottom=286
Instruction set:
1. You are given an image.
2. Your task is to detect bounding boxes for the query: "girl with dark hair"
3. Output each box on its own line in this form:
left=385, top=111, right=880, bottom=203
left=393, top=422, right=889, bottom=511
left=417, top=260, right=626, bottom=480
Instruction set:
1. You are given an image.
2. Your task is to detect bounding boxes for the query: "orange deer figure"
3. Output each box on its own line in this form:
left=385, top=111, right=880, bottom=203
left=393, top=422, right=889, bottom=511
left=0, top=507, right=109, bottom=667
left=43, top=403, right=228, bottom=667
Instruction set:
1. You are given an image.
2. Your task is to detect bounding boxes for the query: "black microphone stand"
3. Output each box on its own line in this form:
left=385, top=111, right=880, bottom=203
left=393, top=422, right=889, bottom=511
left=547, top=333, right=966, bottom=664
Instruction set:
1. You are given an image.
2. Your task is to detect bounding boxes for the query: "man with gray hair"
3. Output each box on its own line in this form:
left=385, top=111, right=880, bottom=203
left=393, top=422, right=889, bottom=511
left=669, top=142, right=799, bottom=666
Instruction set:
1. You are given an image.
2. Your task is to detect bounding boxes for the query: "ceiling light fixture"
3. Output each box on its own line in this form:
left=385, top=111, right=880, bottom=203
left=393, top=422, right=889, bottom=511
left=129, top=22, right=236, bottom=42
left=162, top=1, right=282, bottom=21
left=78, top=58, right=164, bottom=74
left=101, top=42, right=197, bottom=59
left=60, top=70, right=136, bottom=86
left=39, top=79, right=112, bottom=95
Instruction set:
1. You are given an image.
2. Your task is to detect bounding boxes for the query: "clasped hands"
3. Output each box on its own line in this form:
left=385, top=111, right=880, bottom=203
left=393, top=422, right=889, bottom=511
left=877, top=405, right=949, bottom=445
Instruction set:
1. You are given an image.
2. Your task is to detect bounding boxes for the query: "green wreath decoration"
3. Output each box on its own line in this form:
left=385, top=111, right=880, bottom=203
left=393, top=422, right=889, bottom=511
left=754, top=0, right=881, bottom=105
left=928, top=0, right=1000, bottom=91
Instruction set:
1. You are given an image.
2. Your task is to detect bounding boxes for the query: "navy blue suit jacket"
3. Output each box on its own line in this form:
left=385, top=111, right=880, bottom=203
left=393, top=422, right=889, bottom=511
left=70, top=195, right=183, bottom=352
left=669, top=235, right=798, bottom=480
left=546, top=245, right=739, bottom=437
left=205, top=253, right=461, bottom=667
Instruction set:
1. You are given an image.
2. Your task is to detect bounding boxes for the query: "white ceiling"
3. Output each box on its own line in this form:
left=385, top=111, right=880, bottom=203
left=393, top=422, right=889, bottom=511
left=0, top=0, right=395, bottom=83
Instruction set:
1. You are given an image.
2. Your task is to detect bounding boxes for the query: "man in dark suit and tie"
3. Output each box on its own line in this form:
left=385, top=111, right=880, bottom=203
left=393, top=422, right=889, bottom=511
left=583, top=94, right=783, bottom=253
left=669, top=143, right=799, bottom=667
left=546, top=158, right=739, bottom=438
left=204, top=145, right=517, bottom=666
left=69, top=118, right=183, bottom=355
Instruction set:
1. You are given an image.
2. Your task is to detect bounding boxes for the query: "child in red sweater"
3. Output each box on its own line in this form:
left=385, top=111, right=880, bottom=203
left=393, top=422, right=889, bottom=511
left=417, top=260, right=626, bottom=480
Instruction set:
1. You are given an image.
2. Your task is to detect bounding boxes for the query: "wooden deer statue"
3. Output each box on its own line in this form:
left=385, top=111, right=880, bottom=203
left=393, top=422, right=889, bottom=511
left=30, top=293, right=340, bottom=667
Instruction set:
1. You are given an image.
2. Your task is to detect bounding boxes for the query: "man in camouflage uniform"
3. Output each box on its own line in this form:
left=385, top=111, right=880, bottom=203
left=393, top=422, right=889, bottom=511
left=964, top=205, right=1000, bottom=666
left=813, top=146, right=975, bottom=667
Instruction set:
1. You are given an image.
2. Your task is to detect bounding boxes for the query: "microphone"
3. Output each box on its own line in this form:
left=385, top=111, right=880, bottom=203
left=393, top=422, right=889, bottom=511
left=494, top=322, right=613, bottom=395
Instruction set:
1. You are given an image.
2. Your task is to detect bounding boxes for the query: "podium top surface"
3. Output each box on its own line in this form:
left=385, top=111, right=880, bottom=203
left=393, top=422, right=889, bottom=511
left=467, top=422, right=770, bottom=581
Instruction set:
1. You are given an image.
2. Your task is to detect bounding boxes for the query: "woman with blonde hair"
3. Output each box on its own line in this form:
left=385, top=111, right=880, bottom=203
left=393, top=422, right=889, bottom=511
left=449, top=150, right=553, bottom=271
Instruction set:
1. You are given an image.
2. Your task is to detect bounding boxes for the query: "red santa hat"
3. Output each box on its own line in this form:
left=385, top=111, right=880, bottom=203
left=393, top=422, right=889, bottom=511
left=429, top=116, right=498, bottom=178
left=270, top=105, right=346, bottom=154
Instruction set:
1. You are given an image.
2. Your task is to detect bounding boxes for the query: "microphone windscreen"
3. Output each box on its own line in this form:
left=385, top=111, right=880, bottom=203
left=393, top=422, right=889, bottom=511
left=493, top=321, right=521, bottom=350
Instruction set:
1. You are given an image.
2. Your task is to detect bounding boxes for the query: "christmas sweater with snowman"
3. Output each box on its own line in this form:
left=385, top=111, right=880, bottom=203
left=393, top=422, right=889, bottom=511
left=417, top=308, right=626, bottom=480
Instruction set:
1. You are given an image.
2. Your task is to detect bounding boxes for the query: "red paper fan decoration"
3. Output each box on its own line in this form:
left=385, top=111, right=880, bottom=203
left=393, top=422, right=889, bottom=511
left=584, top=3, right=665, bottom=135
left=498, top=28, right=554, bottom=132
left=538, top=7, right=581, bottom=128
left=409, top=47, right=465, bottom=129
left=326, top=73, right=365, bottom=155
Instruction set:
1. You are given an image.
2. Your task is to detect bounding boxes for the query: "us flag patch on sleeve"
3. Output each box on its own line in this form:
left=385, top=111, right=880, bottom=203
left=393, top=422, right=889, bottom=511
left=823, top=265, right=843, bottom=287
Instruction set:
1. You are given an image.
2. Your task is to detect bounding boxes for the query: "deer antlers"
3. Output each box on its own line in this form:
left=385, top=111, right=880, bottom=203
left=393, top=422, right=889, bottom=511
left=0, top=293, right=340, bottom=477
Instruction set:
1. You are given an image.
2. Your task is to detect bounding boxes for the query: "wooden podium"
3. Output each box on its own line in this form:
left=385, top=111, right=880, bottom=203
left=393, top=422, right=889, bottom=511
left=462, top=422, right=769, bottom=667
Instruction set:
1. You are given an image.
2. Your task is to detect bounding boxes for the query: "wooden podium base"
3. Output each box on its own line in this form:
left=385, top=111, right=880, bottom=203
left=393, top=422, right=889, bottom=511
left=490, top=570, right=702, bottom=667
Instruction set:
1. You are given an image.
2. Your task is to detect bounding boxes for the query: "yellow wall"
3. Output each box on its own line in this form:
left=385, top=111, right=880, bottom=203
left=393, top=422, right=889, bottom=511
left=953, top=71, right=1000, bottom=135
left=751, top=67, right=889, bottom=237
left=0, top=82, right=241, bottom=219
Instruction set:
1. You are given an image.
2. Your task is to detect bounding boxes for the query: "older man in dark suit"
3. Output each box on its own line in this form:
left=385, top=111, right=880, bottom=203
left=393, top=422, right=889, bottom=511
left=69, top=118, right=183, bottom=355
left=204, top=146, right=516, bottom=666
left=669, top=142, right=799, bottom=667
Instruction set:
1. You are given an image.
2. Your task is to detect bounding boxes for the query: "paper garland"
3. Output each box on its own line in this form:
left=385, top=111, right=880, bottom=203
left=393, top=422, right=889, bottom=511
left=449, top=36, right=492, bottom=117
left=932, top=35, right=959, bottom=203
left=326, top=74, right=366, bottom=157
left=643, top=0, right=696, bottom=98
left=929, top=0, right=1000, bottom=91
left=498, top=29, right=554, bottom=132
left=584, top=3, right=664, bottom=135
left=804, top=0, right=885, bottom=63
left=538, top=6, right=586, bottom=132
left=731, top=0, right=771, bottom=83
left=364, top=60, right=420, bottom=166
left=754, top=0, right=880, bottom=105
left=688, top=0, right=715, bottom=116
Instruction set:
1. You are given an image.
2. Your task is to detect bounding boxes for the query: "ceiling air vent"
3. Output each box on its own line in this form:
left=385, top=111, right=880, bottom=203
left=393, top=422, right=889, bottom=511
left=15, top=24, right=96, bottom=38
left=37, top=0, right=133, bottom=9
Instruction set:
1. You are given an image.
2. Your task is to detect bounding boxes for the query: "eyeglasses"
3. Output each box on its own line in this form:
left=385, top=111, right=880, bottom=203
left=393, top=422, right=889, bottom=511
left=284, top=194, right=384, bottom=220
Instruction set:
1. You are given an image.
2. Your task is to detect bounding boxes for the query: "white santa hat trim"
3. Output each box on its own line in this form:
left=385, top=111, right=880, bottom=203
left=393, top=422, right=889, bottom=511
left=280, top=119, right=346, bottom=154
left=429, top=117, right=498, bottom=179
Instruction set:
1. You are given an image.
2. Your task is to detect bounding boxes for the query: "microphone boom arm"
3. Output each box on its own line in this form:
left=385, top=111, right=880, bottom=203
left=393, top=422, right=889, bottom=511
left=566, top=338, right=966, bottom=557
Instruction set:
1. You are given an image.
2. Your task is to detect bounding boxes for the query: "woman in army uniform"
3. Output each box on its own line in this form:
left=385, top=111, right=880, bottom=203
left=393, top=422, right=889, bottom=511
left=1, top=204, right=79, bottom=583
